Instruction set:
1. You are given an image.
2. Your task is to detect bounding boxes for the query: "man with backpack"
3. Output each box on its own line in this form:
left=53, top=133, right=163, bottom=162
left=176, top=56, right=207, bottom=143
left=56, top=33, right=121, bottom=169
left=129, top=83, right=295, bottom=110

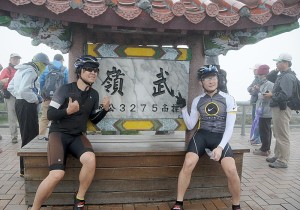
left=38, top=54, right=68, bottom=140
left=264, top=53, right=297, bottom=168
left=0, top=53, right=22, bottom=144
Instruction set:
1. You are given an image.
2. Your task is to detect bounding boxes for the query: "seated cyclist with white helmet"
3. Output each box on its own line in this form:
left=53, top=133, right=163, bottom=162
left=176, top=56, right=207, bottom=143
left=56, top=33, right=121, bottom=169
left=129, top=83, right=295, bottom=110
left=31, top=55, right=110, bottom=210
left=171, top=65, right=241, bottom=210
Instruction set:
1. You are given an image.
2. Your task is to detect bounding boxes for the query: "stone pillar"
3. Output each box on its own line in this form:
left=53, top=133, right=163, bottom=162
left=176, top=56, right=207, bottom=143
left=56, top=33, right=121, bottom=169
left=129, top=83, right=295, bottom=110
left=68, top=24, right=87, bottom=83
left=185, top=35, right=205, bottom=143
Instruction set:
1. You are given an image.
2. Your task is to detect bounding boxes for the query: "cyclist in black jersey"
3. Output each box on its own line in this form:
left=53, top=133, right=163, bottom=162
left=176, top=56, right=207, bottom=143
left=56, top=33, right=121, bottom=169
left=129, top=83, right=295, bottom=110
left=171, top=66, right=241, bottom=210
left=31, top=55, right=110, bottom=210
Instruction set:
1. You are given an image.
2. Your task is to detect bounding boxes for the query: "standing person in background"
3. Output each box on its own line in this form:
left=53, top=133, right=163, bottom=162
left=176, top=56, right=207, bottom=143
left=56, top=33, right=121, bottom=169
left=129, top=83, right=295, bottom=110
left=0, top=53, right=22, bottom=143
left=8, top=53, right=50, bottom=176
left=38, top=54, right=68, bottom=141
left=0, top=77, right=9, bottom=149
left=247, top=64, right=262, bottom=121
left=264, top=53, right=297, bottom=168
left=252, top=65, right=274, bottom=156
left=247, top=64, right=262, bottom=145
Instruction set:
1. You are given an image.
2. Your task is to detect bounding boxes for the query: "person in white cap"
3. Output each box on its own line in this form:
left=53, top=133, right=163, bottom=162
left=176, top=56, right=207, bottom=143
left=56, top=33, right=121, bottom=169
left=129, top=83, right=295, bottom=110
left=264, top=53, right=297, bottom=168
left=0, top=53, right=22, bottom=144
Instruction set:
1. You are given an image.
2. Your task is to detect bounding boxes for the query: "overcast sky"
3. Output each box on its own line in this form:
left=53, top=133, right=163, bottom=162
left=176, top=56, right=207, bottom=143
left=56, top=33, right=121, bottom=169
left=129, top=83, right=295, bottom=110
left=0, top=23, right=299, bottom=102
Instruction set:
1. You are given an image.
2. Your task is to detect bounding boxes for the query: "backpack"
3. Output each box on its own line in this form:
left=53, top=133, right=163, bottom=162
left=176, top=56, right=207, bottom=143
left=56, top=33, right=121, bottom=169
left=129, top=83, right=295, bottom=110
left=41, top=64, right=66, bottom=99
left=287, top=76, right=300, bottom=113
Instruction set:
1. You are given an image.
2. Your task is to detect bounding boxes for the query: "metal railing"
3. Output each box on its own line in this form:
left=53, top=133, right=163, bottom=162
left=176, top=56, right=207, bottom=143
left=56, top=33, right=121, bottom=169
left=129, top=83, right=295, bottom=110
left=236, top=101, right=251, bottom=136
left=236, top=101, right=300, bottom=136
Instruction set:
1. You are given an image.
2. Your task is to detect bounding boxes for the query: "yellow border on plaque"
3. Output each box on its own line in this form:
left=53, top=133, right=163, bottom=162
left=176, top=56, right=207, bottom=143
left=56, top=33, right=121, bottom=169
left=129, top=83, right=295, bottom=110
left=124, top=47, right=156, bottom=57
left=123, top=120, right=154, bottom=130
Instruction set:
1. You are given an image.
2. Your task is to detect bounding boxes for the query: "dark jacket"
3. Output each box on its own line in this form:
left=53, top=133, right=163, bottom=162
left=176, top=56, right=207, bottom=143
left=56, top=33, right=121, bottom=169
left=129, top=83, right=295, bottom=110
left=269, top=69, right=297, bottom=109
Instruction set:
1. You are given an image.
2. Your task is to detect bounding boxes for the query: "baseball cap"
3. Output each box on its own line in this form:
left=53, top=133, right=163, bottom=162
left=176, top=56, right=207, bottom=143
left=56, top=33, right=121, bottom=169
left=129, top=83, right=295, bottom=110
left=257, top=64, right=270, bottom=75
left=10, top=53, right=21, bottom=59
left=273, top=53, right=292, bottom=62
left=250, top=63, right=262, bottom=70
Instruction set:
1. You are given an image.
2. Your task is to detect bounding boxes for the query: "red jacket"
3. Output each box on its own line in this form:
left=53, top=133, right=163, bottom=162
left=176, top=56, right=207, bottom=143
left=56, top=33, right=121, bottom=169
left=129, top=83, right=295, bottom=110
left=0, top=65, right=16, bottom=89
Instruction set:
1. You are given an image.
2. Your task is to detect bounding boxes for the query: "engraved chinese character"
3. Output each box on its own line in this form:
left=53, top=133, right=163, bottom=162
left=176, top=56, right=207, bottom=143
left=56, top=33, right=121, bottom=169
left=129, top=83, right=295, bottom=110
left=102, top=66, right=125, bottom=96
left=152, top=68, right=174, bottom=97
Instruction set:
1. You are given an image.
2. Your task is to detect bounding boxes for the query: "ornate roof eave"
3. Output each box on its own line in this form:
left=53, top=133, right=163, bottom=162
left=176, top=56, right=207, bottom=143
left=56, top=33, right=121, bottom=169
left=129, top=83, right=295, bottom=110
left=1, top=0, right=299, bottom=31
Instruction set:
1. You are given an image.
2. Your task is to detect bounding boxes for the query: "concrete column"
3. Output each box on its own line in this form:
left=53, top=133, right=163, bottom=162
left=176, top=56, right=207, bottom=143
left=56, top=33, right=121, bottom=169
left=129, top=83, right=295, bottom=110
left=68, top=24, right=87, bottom=83
left=185, top=35, right=205, bottom=143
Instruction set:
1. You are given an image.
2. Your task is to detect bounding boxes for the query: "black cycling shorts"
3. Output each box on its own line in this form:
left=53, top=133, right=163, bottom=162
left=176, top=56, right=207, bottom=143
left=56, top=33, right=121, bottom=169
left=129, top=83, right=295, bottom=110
left=47, top=132, right=94, bottom=171
left=187, top=129, right=234, bottom=162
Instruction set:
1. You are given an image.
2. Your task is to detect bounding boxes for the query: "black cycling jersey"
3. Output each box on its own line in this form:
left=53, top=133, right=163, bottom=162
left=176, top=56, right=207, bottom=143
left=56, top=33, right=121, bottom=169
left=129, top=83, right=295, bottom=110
left=48, top=82, right=100, bottom=135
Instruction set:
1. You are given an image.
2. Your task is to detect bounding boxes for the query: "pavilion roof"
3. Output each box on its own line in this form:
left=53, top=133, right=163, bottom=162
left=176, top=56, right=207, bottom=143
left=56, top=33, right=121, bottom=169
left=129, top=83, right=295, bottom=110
left=2, top=0, right=300, bottom=30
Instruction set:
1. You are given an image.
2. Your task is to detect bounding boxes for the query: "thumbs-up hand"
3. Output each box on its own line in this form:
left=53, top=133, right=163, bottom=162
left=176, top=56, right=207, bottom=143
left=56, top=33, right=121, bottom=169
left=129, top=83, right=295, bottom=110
left=101, top=96, right=110, bottom=111
left=175, top=92, right=186, bottom=108
left=66, top=97, right=80, bottom=115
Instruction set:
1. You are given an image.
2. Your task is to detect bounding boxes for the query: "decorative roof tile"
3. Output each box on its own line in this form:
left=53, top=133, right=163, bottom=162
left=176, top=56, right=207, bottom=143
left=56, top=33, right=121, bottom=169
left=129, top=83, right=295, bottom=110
left=46, top=0, right=70, bottom=14
left=249, top=7, right=272, bottom=25
left=5, top=0, right=300, bottom=27
left=83, top=0, right=107, bottom=17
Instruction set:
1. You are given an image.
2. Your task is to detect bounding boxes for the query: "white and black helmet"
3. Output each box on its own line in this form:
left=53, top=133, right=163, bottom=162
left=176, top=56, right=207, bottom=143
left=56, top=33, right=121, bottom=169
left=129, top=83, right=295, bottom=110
left=74, top=55, right=99, bottom=75
left=197, top=65, right=218, bottom=80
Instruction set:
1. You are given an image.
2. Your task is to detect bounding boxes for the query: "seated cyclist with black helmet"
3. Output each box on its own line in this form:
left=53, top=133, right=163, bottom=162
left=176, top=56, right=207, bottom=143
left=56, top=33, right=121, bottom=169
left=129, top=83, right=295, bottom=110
left=171, top=65, right=241, bottom=210
left=31, top=55, right=110, bottom=210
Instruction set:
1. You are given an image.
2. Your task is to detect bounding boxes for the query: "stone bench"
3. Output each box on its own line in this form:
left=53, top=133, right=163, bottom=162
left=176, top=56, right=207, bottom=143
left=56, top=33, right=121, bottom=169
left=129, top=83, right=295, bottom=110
left=18, top=133, right=250, bottom=206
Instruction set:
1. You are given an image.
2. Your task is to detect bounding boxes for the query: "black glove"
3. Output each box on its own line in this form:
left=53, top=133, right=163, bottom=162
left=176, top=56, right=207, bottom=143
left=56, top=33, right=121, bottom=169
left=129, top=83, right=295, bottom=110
left=175, top=92, right=186, bottom=108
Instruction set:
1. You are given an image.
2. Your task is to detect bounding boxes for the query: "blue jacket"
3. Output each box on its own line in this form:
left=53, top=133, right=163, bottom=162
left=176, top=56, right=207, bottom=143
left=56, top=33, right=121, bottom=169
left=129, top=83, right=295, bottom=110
left=39, top=60, right=68, bottom=93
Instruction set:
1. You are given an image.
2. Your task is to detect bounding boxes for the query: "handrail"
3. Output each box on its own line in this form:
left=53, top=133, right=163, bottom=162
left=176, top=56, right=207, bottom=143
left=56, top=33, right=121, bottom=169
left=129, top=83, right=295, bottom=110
left=236, top=101, right=251, bottom=136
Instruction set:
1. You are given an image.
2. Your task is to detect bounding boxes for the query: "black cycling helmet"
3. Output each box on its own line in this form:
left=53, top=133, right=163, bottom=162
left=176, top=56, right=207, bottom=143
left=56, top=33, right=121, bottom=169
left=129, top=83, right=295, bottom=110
left=74, top=55, right=100, bottom=87
left=197, top=65, right=218, bottom=80
left=74, top=55, right=99, bottom=75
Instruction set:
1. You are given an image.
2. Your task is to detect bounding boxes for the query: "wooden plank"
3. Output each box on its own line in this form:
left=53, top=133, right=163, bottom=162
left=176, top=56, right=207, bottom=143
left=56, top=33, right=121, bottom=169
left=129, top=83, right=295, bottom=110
left=24, top=153, right=244, bottom=168
left=25, top=162, right=242, bottom=180
left=25, top=186, right=230, bottom=205
left=19, top=143, right=249, bottom=157
left=25, top=176, right=228, bottom=193
left=18, top=135, right=250, bottom=156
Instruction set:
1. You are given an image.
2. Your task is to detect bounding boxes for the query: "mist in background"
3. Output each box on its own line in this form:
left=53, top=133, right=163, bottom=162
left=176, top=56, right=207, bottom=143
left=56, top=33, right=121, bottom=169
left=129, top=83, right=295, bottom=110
left=1, top=23, right=299, bottom=102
